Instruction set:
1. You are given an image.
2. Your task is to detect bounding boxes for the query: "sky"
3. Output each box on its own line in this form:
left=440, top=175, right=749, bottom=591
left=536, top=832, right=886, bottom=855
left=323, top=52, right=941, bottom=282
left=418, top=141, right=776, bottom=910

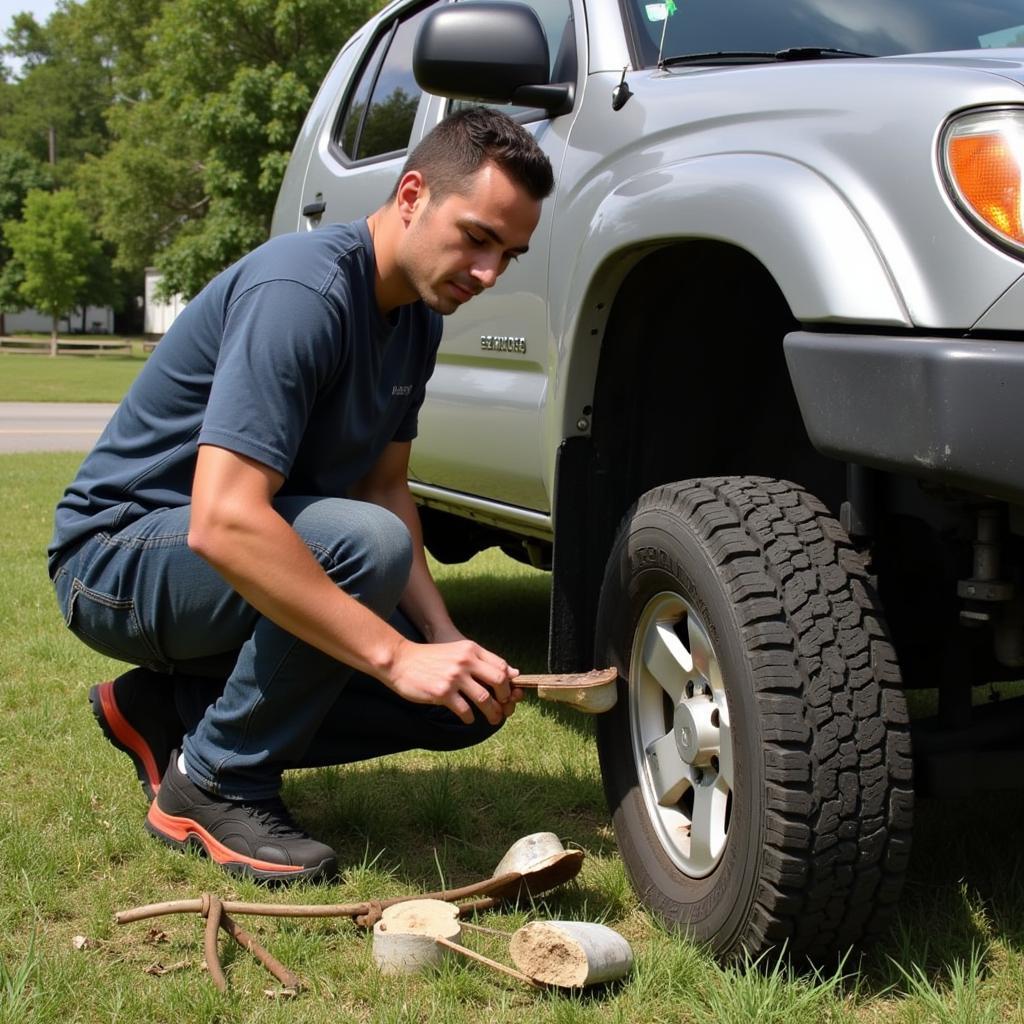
left=0, top=0, right=59, bottom=27
left=1, top=0, right=61, bottom=76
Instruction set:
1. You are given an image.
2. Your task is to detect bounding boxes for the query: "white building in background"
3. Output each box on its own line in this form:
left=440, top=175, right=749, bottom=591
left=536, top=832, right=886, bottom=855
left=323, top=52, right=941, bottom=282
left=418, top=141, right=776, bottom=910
left=5, top=305, right=115, bottom=334
left=144, top=269, right=186, bottom=334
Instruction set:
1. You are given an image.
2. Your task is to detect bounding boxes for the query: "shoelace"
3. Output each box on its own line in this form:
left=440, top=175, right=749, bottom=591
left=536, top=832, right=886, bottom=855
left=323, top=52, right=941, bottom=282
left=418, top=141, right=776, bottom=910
left=244, top=798, right=307, bottom=838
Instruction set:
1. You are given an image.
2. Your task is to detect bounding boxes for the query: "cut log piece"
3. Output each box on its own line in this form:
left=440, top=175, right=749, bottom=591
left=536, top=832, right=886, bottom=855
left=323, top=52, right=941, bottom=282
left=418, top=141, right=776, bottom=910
left=372, top=899, right=462, bottom=975
left=509, top=921, right=633, bottom=987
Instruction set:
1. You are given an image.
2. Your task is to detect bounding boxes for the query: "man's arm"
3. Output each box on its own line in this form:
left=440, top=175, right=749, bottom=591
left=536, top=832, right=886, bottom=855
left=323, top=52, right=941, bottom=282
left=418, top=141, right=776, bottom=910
left=188, top=443, right=515, bottom=724
left=350, top=441, right=521, bottom=712
left=349, top=440, right=459, bottom=643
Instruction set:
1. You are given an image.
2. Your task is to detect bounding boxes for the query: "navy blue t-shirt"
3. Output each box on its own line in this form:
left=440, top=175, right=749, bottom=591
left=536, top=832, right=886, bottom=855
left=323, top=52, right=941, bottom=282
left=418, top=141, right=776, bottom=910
left=48, top=219, right=442, bottom=574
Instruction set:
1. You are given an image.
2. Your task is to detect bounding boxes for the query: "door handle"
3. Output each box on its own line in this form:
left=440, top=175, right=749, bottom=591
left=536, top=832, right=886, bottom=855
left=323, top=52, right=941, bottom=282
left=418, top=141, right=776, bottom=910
left=302, top=199, right=326, bottom=218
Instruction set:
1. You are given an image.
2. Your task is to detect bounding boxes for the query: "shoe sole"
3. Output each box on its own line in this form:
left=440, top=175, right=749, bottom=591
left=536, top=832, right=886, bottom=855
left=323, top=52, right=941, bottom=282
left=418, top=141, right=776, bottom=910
left=145, top=801, right=337, bottom=884
left=89, top=681, right=162, bottom=802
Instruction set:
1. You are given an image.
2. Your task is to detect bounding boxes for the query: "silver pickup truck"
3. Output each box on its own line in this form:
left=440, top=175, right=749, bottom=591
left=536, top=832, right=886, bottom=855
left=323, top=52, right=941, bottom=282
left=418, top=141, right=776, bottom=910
left=273, top=0, right=1024, bottom=961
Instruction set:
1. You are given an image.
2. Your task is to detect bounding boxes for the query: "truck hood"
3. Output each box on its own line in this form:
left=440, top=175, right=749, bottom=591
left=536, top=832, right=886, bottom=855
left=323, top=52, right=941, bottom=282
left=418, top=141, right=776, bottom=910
left=644, top=49, right=1024, bottom=143
left=609, top=49, right=1024, bottom=328
left=880, top=47, right=1024, bottom=86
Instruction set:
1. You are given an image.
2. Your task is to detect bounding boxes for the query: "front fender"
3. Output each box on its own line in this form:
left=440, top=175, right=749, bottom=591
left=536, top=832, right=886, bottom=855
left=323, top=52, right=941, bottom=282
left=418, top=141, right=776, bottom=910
left=546, top=152, right=910, bottom=490
left=560, top=152, right=909, bottom=333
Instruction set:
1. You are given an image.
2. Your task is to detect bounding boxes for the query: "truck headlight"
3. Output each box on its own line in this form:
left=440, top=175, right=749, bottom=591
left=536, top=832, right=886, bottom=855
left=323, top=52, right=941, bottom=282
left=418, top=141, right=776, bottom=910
left=941, top=107, right=1024, bottom=255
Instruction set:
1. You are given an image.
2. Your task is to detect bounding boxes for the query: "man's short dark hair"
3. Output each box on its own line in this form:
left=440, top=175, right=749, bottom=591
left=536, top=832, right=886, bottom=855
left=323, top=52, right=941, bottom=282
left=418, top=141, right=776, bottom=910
left=391, top=106, right=554, bottom=202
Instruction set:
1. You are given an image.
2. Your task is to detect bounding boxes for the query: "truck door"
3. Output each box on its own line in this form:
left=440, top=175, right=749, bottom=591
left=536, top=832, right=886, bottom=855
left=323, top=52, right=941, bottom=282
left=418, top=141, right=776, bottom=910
left=408, top=0, right=579, bottom=515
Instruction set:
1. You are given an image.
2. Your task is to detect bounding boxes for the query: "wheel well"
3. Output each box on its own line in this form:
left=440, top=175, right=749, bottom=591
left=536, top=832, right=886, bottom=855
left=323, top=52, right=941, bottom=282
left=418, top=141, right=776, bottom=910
left=593, top=241, right=842, bottom=513
left=550, top=241, right=845, bottom=670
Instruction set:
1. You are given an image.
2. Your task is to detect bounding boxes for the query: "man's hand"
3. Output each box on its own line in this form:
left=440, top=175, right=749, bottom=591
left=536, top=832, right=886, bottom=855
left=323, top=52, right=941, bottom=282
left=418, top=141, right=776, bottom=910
left=387, top=637, right=523, bottom=725
left=351, top=442, right=523, bottom=724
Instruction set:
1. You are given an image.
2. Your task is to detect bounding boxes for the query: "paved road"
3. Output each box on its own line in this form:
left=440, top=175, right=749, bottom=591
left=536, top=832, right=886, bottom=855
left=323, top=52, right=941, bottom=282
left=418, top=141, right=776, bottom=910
left=0, top=402, right=117, bottom=453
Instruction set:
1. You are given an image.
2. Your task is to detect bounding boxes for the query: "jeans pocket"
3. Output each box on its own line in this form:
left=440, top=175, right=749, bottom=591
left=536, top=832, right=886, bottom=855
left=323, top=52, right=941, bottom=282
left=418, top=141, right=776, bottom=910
left=66, top=580, right=165, bottom=669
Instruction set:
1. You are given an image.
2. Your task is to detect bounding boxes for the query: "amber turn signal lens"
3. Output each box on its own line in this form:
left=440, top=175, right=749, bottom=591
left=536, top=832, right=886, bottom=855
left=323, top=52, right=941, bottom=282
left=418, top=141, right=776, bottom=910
left=943, top=110, right=1024, bottom=252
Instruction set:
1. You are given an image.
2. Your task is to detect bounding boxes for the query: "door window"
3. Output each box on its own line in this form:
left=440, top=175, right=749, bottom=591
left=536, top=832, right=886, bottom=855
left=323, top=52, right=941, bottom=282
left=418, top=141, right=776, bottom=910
left=334, top=4, right=438, bottom=163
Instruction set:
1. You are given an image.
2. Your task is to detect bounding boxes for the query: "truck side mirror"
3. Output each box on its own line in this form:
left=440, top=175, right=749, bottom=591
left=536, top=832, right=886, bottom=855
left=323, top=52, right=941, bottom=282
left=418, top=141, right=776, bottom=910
left=414, top=1, right=573, bottom=115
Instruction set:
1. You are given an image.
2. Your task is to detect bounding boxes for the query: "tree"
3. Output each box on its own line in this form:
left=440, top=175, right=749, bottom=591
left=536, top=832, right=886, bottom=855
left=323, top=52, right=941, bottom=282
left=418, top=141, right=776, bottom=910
left=1, top=11, right=106, bottom=179
left=86, top=0, right=380, bottom=297
left=75, top=95, right=208, bottom=283
left=3, top=0, right=385, bottom=304
left=0, top=144, right=49, bottom=335
left=1, top=2, right=164, bottom=175
left=4, top=189, right=104, bottom=354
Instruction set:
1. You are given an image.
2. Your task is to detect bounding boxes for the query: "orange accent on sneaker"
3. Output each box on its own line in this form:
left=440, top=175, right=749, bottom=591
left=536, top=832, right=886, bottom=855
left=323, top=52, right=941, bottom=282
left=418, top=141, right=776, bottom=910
left=97, top=680, right=161, bottom=795
left=146, top=801, right=304, bottom=874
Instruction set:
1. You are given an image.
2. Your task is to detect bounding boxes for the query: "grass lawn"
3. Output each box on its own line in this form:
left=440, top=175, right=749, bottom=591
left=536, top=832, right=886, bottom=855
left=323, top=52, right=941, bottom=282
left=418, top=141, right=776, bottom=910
left=0, top=341, right=150, bottom=403
left=4, top=452, right=1024, bottom=1022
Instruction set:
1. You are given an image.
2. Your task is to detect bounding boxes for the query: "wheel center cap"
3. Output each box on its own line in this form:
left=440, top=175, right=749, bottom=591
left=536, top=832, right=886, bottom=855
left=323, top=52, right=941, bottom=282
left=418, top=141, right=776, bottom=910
left=674, top=697, right=718, bottom=766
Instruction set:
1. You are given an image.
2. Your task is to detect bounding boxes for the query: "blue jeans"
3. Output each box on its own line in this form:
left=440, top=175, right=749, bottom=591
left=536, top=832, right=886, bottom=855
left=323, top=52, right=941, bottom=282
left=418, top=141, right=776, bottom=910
left=53, top=497, right=501, bottom=800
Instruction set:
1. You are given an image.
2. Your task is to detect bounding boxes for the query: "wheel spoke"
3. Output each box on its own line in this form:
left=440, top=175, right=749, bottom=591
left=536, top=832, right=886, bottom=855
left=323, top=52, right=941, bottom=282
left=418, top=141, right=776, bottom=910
left=643, top=621, right=691, bottom=703
left=687, top=614, right=713, bottom=682
left=629, top=589, right=733, bottom=879
left=690, top=776, right=729, bottom=869
left=646, top=731, right=689, bottom=806
left=717, top=717, right=734, bottom=788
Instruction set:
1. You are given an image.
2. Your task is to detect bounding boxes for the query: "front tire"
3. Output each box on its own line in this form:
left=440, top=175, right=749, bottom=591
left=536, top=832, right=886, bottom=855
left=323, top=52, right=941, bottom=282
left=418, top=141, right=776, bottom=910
left=595, top=477, right=913, bottom=961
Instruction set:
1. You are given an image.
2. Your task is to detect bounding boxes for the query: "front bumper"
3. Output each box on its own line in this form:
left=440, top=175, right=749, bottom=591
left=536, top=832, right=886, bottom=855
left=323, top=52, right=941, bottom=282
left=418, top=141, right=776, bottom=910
left=784, top=330, right=1024, bottom=503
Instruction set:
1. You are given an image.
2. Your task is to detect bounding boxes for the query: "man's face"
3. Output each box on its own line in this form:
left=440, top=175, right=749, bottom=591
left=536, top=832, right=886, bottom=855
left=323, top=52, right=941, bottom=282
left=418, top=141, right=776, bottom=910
left=395, top=162, right=542, bottom=315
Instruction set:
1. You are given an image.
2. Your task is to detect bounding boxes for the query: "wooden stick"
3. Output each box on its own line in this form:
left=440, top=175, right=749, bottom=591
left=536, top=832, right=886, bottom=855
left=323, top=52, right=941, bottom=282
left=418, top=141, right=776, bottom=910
left=458, top=921, right=510, bottom=938
left=203, top=896, right=227, bottom=994
left=513, top=668, right=616, bottom=689
left=456, top=897, right=501, bottom=916
left=117, top=898, right=208, bottom=923
left=434, top=936, right=542, bottom=988
left=220, top=911, right=302, bottom=991
left=115, top=874, right=526, bottom=926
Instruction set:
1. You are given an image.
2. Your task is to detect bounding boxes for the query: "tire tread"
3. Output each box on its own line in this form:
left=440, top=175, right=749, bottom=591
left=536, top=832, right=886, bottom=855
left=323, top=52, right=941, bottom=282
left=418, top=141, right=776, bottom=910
left=631, top=476, right=913, bottom=959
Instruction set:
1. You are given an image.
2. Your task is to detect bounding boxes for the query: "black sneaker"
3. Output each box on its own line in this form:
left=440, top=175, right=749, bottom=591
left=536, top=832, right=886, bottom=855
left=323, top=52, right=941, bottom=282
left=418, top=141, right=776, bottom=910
left=89, top=669, right=182, bottom=801
left=145, top=752, right=338, bottom=883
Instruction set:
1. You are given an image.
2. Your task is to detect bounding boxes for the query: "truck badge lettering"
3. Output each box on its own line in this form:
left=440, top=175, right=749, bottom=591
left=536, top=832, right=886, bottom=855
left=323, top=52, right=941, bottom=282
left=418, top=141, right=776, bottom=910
left=480, top=335, right=527, bottom=354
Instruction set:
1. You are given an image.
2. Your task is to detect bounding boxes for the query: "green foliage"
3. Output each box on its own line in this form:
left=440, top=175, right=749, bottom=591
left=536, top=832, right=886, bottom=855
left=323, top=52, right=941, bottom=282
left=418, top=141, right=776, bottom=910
left=696, top=951, right=852, bottom=1024
left=2, top=1, right=161, bottom=165
left=2, top=9, right=110, bottom=179
left=2, top=0, right=381, bottom=305
left=0, top=144, right=49, bottom=317
left=0, top=2, right=155, bottom=324
left=0, top=928, right=39, bottom=1024
left=0, top=145, right=48, bottom=227
left=4, top=189, right=104, bottom=337
left=86, top=0, right=380, bottom=296
left=6, top=453, right=1024, bottom=1020
left=890, top=946, right=1002, bottom=1024
left=2, top=12, right=52, bottom=70
left=75, top=99, right=206, bottom=281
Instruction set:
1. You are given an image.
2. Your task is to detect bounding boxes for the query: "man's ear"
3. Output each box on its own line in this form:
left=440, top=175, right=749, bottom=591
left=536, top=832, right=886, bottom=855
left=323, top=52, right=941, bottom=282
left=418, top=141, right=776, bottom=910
left=395, top=170, right=428, bottom=224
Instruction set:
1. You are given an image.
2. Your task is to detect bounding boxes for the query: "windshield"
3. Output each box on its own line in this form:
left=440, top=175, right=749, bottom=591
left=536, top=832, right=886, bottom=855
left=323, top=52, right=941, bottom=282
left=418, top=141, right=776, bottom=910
left=624, top=0, right=1024, bottom=68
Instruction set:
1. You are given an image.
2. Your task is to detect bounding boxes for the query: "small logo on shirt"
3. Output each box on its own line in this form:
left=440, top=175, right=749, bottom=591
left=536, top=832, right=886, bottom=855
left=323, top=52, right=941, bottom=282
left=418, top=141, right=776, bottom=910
left=392, top=384, right=413, bottom=396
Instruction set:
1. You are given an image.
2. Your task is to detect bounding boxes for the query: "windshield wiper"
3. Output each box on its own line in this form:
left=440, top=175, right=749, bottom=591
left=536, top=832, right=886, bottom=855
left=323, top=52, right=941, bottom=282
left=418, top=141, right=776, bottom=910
left=661, top=47, right=874, bottom=68
left=776, top=47, right=874, bottom=60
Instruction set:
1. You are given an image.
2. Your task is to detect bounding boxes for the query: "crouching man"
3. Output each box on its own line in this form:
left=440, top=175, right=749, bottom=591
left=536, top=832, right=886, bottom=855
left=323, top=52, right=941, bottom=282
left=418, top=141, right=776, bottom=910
left=48, top=107, right=554, bottom=883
